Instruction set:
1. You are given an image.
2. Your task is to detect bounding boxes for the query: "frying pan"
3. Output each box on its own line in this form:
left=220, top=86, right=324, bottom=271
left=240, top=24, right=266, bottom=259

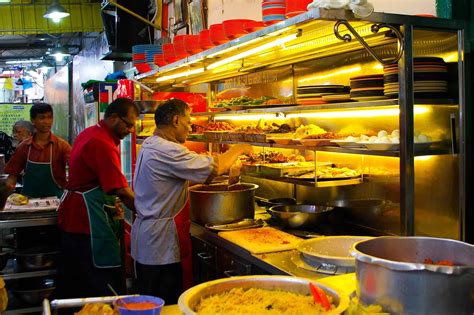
left=267, top=205, right=334, bottom=229
left=255, top=196, right=297, bottom=209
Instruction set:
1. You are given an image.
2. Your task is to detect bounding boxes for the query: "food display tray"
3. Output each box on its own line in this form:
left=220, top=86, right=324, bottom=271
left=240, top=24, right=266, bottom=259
left=241, top=162, right=332, bottom=178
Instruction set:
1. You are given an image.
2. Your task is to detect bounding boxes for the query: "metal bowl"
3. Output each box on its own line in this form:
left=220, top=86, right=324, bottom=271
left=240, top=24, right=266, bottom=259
left=267, top=204, right=334, bottom=229
left=12, top=278, right=55, bottom=305
left=14, top=247, right=58, bottom=271
left=178, top=275, right=349, bottom=314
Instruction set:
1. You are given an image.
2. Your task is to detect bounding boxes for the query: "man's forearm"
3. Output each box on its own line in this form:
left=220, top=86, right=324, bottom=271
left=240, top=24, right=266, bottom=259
left=114, top=187, right=136, bottom=212
left=6, top=175, right=17, bottom=192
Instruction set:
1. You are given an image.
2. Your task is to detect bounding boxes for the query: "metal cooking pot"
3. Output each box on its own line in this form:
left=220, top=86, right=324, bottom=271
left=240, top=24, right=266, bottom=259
left=255, top=196, right=296, bottom=209
left=267, top=205, right=334, bottom=229
left=14, top=247, right=58, bottom=271
left=178, top=275, right=349, bottom=314
left=189, top=183, right=258, bottom=225
left=352, top=236, right=474, bottom=314
left=0, top=174, right=9, bottom=210
left=12, top=278, right=55, bottom=304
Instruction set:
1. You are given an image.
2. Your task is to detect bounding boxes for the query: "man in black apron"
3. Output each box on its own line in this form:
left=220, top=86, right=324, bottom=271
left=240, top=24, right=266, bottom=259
left=56, top=98, right=138, bottom=302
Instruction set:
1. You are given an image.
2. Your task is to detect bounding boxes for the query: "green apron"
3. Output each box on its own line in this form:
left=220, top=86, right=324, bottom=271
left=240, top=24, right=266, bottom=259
left=22, top=145, right=63, bottom=198
left=81, top=186, right=122, bottom=268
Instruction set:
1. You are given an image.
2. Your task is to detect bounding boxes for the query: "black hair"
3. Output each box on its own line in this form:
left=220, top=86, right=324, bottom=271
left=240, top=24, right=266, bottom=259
left=30, top=103, right=53, bottom=119
left=154, top=98, right=190, bottom=126
left=104, top=97, right=139, bottom=119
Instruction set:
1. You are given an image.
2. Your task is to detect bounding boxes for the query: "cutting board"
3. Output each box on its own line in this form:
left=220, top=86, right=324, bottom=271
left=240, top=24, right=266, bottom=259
left=218, top=227, right=302, bottom=254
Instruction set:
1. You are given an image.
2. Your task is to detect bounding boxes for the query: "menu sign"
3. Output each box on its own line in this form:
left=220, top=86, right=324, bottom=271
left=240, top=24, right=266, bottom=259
left=0, top=104, right=32, bottom=135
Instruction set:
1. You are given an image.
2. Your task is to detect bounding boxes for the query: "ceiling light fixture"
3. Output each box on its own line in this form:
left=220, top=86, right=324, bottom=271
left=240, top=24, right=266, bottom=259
left=5, top=59, right=42, bottom=65
left=38, top=59, right=54, bottom=72
left=43, top=0, right=70, bottom=23
left=51, top=44, right=70, bottom=61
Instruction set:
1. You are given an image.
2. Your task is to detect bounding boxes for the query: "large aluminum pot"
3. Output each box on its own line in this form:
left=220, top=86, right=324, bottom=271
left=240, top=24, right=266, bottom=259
left=352, top=236, right=474, bottom=314
left=189, top=183, right=258, bottom=225
left=178, top=275, right=349, bottom=314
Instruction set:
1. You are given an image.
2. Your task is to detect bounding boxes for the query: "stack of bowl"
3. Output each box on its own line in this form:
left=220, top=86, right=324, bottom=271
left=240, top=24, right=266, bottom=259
left=262, top=0, right=286, bottom=25
left=173, top=35, right=190, bottom=59
left=132, top=46, right=150, bottom=73
left=144, top=45, right=162, bottom=67
left=209, top=24, right=229, bottom=45
left=223, top=19, right=255, bottom=39
left=285, top=0, right=312, bottom=18
left=199, top=29, right=215, bottom=50
left=162, top=43, right=179, bottom=63
left=184, top=35, right=202, bottom=54
left=153, top=54, right=167, bottom=67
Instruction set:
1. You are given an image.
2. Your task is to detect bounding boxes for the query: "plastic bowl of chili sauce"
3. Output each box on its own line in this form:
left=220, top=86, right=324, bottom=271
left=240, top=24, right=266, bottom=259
left=115, top=295, right=165, bottom=315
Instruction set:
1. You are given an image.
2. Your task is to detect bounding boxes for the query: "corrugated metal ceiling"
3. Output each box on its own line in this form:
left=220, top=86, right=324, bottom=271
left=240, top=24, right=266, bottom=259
left=0, top=0, right=103, bottom=63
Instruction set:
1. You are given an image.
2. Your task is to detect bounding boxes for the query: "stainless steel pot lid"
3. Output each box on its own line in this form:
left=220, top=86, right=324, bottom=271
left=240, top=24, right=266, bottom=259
left=297, top=236, right=373, bottom=267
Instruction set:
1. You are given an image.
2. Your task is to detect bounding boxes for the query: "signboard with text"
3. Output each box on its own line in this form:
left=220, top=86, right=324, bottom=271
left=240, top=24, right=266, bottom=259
left=0, top=103, right=32, bottom=135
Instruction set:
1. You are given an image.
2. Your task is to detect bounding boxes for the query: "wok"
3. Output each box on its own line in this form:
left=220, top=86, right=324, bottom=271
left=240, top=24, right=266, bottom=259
left=326, top=199, right=385, bottom=222
left=267, top=204, right=334, bottom=229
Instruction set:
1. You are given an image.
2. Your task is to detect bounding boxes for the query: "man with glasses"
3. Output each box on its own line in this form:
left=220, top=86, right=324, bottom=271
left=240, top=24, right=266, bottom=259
left=56, top=97, right=138, bottom=301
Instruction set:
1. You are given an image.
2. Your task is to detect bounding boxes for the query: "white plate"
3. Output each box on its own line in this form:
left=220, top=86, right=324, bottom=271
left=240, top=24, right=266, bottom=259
left=330, top=140, right=364, bottom=148
left=358, top=142, right=400, bottom=151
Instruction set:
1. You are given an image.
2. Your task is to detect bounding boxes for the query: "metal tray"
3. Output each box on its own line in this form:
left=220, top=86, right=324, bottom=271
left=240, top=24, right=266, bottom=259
left=43, top=295, right=137, bottom=315
left=242, top=162, right=331, bottom=178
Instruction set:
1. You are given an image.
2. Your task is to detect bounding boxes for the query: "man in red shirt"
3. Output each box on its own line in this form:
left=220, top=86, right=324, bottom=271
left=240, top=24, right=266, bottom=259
left=56, top=98, right=138, bottom=300
left=5, top=103, right=71, bottom=197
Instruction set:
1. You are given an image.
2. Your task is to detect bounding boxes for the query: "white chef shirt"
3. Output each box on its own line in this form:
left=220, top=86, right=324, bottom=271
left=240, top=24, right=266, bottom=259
left=132, top=135, right=213, bottom=265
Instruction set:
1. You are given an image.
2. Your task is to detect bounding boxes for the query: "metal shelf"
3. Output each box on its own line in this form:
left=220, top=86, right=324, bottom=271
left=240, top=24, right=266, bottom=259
left=2, top=306, right=43, bottom=314
left=0, top=216, right=57, bottom=229
left=2, top=269, right=57, bottom=281
left=191, top=99, right=458, bottom=117
left=186, top=139, right=451, bottom=157
left=242, top=174, right=363, bottom=187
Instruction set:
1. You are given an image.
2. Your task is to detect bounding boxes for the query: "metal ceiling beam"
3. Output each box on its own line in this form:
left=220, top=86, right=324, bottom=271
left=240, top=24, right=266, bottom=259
left=0, top=1, right=103, bottom=35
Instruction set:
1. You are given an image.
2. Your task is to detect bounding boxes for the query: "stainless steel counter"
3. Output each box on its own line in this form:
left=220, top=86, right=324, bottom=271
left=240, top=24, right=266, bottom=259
left=190, top=222, right=331, bottom=281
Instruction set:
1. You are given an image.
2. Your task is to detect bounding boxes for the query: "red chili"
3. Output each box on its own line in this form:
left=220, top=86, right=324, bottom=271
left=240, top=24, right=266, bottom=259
left=315, top=286, right=331, bottom=311
left=309, top=282, right=322, bottom=305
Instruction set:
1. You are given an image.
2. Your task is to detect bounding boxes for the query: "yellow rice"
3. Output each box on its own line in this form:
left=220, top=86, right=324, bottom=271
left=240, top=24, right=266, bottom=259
left=195, top=287, right=335, bottom=315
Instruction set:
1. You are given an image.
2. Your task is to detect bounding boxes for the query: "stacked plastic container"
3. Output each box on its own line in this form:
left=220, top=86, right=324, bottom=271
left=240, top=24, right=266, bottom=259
left=262, top=0, right=286, bottom=25
left=285, top=0, right=312, bottom=18
left=132, top=44, right=162, bottom=73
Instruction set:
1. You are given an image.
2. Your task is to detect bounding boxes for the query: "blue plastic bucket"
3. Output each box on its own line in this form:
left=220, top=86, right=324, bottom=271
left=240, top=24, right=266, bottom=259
left=115, top=295, right=165, bottom=315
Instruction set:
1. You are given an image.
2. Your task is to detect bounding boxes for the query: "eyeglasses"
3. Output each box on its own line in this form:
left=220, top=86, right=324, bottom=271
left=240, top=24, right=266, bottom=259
left=118, top=116, right=135, bottom=129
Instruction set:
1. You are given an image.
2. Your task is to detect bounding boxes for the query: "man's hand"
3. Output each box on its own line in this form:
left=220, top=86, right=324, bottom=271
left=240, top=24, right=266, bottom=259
left=5, top=176, right=17, bottom=193
left=238, top=144, right=253, bottom=156
left=114, top=197, right=125, bottom=220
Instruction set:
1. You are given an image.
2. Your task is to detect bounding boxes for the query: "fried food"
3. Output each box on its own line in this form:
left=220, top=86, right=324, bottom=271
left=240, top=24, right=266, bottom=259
left=7, top=193, right=29, bottom=206
left=0, top=276, right=8, bottom=312
left=75, top=303, right=118, bottom=315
